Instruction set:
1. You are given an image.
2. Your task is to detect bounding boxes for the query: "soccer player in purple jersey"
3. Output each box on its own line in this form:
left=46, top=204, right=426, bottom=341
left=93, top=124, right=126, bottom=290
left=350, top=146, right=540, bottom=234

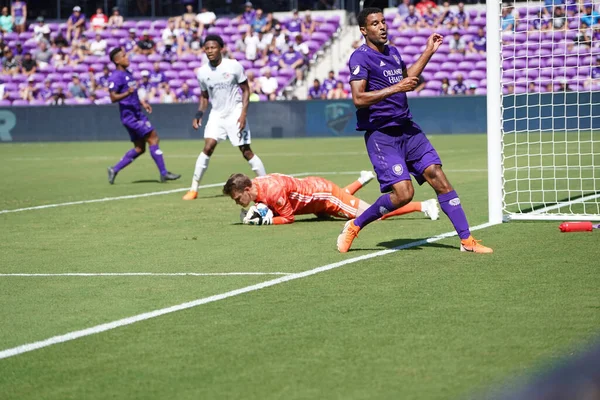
left=337, top=8, right=492, bottom=254
left=106, top=47, right=181, bottom=184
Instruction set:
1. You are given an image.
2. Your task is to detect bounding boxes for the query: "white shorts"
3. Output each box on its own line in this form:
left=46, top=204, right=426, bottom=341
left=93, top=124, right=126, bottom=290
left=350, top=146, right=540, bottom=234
left=204, top=108, right=251, bottom=147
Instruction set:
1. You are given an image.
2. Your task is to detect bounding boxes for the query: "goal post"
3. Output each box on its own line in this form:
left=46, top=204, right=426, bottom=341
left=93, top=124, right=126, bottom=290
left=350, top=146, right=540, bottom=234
left=487, top=0, right=600, bottom=222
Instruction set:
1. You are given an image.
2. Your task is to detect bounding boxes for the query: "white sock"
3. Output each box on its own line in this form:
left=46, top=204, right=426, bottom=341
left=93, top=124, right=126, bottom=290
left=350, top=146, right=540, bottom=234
left=248, top=154, right=266, bottom=176
left=191, top=152, right=210, bottom=191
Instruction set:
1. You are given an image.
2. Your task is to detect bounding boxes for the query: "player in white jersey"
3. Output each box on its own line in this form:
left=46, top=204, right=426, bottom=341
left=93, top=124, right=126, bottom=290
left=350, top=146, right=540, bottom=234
left=183, top=34, right=267, bottom=200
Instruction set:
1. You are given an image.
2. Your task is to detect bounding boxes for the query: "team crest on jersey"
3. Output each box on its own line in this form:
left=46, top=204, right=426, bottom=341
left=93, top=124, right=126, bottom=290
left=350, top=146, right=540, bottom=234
left=392, top=55, right=401, bottom=65
left=392, top=164, right=404, bottom=176
left=324, top=103, right=353, bottom=136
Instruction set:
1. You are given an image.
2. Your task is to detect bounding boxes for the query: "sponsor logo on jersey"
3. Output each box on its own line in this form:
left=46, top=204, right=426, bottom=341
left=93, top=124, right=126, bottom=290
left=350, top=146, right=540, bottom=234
left=392, top=164, right=404, bottom=176
left=352, top=65, right=360, bottom=75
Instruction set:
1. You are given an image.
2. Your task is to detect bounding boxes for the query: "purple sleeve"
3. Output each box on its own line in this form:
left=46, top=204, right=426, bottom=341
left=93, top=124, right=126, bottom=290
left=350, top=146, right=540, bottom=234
left=348, top=51, right=369, bottom=82
left=108, top=74, right=122, bottom=93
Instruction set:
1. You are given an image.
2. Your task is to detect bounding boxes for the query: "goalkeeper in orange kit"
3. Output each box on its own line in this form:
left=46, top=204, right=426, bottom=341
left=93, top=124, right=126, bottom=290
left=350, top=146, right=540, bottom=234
left=223, top=171, right=439, bottom=225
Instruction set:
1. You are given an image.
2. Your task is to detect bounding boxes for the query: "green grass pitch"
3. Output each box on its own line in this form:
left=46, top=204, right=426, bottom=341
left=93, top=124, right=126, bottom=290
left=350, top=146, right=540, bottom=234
left=0, top=136, right=599, bottom=399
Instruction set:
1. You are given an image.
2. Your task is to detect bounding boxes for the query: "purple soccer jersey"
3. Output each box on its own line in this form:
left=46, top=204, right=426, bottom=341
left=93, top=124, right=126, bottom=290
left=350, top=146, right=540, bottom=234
left=122, top=38, right=137, bottom=53
left=98, top=74, right=110, bottom=88
left=286, top=18, right=302, bottom=33
left=452, top=83, right=467, bottom=94
left=281, top=50, right=303, bottom=66
left=592, top=66, right=600, bottom=79
left=323, top=78, right=338, bottom=92
left=69, top=13, right=85, bottom=25
left=441, top=11, right=454, bottom=24
left=423, top=14, right=436, bottom=26
left=349, top=44, right=412, bottom=131
left=108, top=69, right=154, bottom=141
left=177, top=90, right=197, bottom=103
left=243, top=10, right=256, bottom=25
left=472, top=35, right=486, bottom=51
left=348, top=43, right=441, bottom=191
left=12, top=1, right=25, bottom=17
left=308, top=86, right=325, bottom=99
left=268, top=53, right=281, bottom=67
left=38, top=87, right=53, bottom=100
left=150, top=71, right=165, bottom=87
left=455, top=10, right=468, bottom=24
left=139, top=80, right=153, bottom=92
left=405, top=14, right=420, bottom=26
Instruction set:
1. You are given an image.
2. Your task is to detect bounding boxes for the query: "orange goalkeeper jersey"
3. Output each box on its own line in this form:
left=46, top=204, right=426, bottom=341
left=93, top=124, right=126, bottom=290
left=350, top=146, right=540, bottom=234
left=253, top=174, right=360, bottom=224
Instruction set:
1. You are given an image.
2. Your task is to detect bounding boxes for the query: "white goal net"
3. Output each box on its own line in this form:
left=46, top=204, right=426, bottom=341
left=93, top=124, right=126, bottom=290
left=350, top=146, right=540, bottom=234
left=488, top=0, right=600, bottom=221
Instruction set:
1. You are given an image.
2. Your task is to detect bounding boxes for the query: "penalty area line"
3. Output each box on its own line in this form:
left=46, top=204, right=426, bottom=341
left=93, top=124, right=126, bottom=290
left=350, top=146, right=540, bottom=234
left=0, top=272, right=292, bottom=277
left=0, top=221, right=498, bottom=360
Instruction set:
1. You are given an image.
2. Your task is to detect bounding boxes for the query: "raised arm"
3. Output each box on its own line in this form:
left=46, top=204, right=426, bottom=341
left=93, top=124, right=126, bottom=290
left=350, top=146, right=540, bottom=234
left=350, top=78, right=418, bottom=109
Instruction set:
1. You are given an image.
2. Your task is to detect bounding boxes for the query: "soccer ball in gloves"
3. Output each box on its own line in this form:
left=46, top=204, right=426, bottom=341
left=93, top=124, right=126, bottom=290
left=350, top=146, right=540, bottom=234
left=241, top=203, right=273, bottom=225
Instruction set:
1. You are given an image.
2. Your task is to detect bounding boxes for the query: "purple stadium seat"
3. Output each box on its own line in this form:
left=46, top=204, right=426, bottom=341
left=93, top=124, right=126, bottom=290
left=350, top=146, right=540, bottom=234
left=548, top=58, right=564, bottom=68
left=29, top=99, right=47, bottom=106
left=426, top=80, right=442, bottom=90
left=475, top=88, right=486, bottom=95
left=12, top=99, right=29, bottom=106
left=188, top=61, right=202, bottom=69
left=122, top=21, right=136, bottom=30
left=237, top=24, right=249, bottom=33
left=464, top=52, right=483, bottom=61
left=3, top=83, right=17, bottom=91
left=479, top=79, right=487, bottom=87
left=179, top=70, right=196, bottom=79
left=152, top=20, right=168, bottom=30
left=31, top=73, right=45, bottom=82
left=73, top=64, right=88, bottom=73
left=409, top=36, right=427, bottom=46
left=186, top=79, right=199, bottom=88
left=419, top=89, right=438, bottom=97
left=468, top=10, right=478, bottom=19
left=565, top=56, right=579, bottom=67
left=137, top=21, right=152, bottom=29
left=224, top=26, right=237, bottom=35
left=447, top=53, right=464, bottom=62
left=164, top=70, right=178, bottom=79
left=215, top=19, right=230, bottom=28
left=525, top=69, right=539, bottom=79
left=0, top=99, right=12, bottom=106
left=139, top=62, right=153, bottom=71
left=512, top=59, right=526, bottom=69
left=278, top=68, right=295, bottom=78
left=131, top=54, right=147, bottom=63
left=168, top=79, right=183, bottom=89
left=433, top=71, right=447, bottom=80
left=171, top=61, right=188, bottom=71
left=207, top=27, right=224, bottom=36
left=11, top=74, right=26, bottom=83
left=275, top=76, right=290, bottom=88
left=440, top=61, right=458, bottom=72
left=468, top=70, right=486, bottom=80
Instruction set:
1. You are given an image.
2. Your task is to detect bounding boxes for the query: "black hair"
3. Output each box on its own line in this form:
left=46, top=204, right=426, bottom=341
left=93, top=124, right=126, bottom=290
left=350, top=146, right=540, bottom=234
left=109, top=47, right=123, bottom=63
left=204, top=34, right=224, bottom=48
left=357, top=7, right=383, bottom=27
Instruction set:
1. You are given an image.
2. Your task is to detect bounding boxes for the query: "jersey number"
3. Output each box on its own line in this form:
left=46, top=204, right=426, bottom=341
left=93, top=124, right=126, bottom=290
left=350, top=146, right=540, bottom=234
left=237, top=130, right=249, bottom=141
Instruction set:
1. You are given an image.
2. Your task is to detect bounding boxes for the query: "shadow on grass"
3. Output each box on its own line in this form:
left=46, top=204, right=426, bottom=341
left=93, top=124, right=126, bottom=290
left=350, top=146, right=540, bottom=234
left=131, top=179, right=161, bottom=184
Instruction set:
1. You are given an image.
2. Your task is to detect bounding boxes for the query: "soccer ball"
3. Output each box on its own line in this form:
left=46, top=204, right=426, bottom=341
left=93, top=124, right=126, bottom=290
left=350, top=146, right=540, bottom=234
left=243, top=202, right=274, bottom=225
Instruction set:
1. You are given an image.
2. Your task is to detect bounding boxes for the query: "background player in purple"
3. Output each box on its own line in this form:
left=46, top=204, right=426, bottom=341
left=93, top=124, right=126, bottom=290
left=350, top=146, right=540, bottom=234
left=337, top=7, right=492, bottom=254
left=106, top=47, right=180, bottom=184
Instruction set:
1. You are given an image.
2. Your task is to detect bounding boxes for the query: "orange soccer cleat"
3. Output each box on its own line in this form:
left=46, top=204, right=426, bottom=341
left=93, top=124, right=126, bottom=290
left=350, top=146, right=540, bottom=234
left=337, top=219, right=361, bottom=253
left=460, top=236, right=493, bottom=254
left=182, top=190, right=198, bottom=200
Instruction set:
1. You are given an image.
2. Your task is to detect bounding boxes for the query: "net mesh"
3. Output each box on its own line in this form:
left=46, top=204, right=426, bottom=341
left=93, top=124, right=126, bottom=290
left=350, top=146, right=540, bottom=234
left=500, top=0, right=600, bottom=219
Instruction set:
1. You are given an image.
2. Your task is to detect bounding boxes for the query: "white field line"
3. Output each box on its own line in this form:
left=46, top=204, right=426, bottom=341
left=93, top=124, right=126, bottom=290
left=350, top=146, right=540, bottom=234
left=0, top=170, right=486, bottom=215
left=0, top=272, right=291, bottom=277
left=0, top=221, right=497, bottom=360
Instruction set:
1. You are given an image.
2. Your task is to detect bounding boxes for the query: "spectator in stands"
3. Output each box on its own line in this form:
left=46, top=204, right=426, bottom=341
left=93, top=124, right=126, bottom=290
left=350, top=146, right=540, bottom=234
left=13, top=41, right=25, bottom=61
left=416, top=0, right=437, bottom=14
left=502, top=5, right=516, bottom=31
left=251, top=9, right=267, bottom=33
left=123, top=29, right=138, bottom=53
left=0, top=80, right=7, bottom=102
left=437, top=2, right=455, bottom=28
left=68, top=42, right=85, bottom=66
left=20, top=77, right=37, bottom=101
left=34, top=41, right=52, bottom=69
left=162, top=43, right=177, bottom=63
left=543, top=82, right=552, bottom=92
left=0, top=37, right=7, bottom=54
left=182, top=4, right=196, bottom=24
left=10, top=0, right=26, bottom=34
left=328, top=81, right=349, bottom=99
left=256, top=31, right=271, bottom=58
left=262, top=46, right=282, bottom=68
left=66, top=6, right=86, bottom=43
left=138, top=70, right=156, bottom=101
left=68, top=74, right=87, bottom=100
left=136, top=31, right=156, bottom=55
left=397, top=0, right=411, bottom=17
left=402, top=5, right=422, bottom=29
left=557, top=79, right=572, bottom=92
left=239, top=2, right=256, bottom=25
left=196, top=7, right=217, bottom=29
left=89, top=91, right=108, bottom=105
left=551, top=6, right=567, bottom=30
left=273, top=25, right=288, bottom=52
left=258, top=69, right=278, bottom=101
left=38, top=79, right=53, bottom=101
left=177, top=82, right=197, bottom=103
left=161, top=19, right=178, bottom=47
left=263, top=13, right=278, bottom=34
left=98, top=65, right=111, bottom=88
left=279, top=45, right=305, bottom=86
left=452, top=74, right=467, bottom=94
left=52, top=30, right=68, bottom=49
left=33, top=16, right=49, bottom=42
left=467, top=83, right=477, bottom=95
left=0, top=7, right=13, bottom=33
left=449, top=29, right=466, bottom=54
left=78, top=35, right=91, bottom=56
left=52, top=48, right=69, bottom=67
left=543, top=0, right=564, bottom=13
left=308, top=79, right=326, bottom=99
left=85, top=69, right=99, bottom=92
left=585, top=57, right=600, bottom=87
left=221, top=43, right=233, bottom=59
left=528, top=82, right=536, bottom=92
left=286, top=9, right=302, bottom=34
left=581, top=4, right=599, bottom=27
left=50, top=86, right=66, bottom=105
left=322, top=70, right=338, bottom=93
left=468, top=27, right=486, bottom=54
left=246, top=70, right=260, bottom=94
left=571, top=22, right=591, bottom=49
left=301, top=11, right=317, bottom=35
left=186, top=31, right=202, bottom=56
left=108, top=7, right=123, bottom=29
left=422, top=5, right=439, bottom=28
left=455, top=2, right=469, bottom=28
left=20, top=52, right=36, bottom=75
left=531, top=9, right=550, bottom=31
left=90, top=33, right=108, bottom=56
left=159, top=83, right=177, bottom=103
left=293, top=34, right=309, bottom=57
left=150, top=62, right=165, bottom=88
left=244, top=30, right=260, bottom=61
left=91, top=8, right=108, bottom=31
left=440, top=77, right=450, bottom=95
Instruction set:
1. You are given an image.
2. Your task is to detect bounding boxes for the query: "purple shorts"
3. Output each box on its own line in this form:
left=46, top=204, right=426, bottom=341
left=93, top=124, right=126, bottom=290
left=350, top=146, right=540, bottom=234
left=123, top=114, right=154, bottom=142
left=364, top=121, right=442, bottom=193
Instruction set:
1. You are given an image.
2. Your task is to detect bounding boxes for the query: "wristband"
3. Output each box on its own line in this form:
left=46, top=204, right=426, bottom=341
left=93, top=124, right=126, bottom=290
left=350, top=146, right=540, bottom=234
left=195, top=111, right=204, bottom=120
